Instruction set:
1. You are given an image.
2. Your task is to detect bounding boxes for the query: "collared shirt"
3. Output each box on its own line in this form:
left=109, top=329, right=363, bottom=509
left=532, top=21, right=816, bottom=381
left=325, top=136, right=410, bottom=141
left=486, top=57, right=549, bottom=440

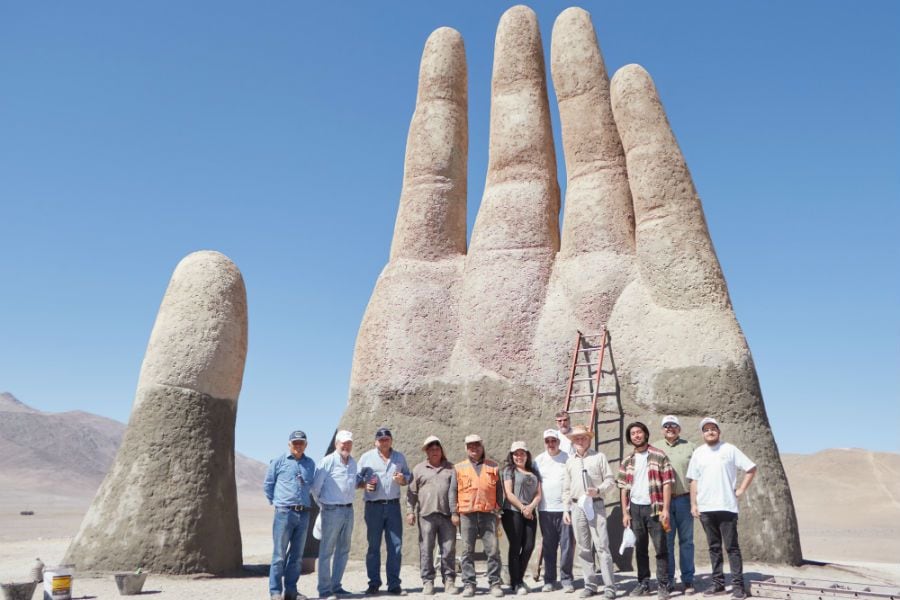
left=652, top=437, right=697, bottom=496
left=264, top=452, right=317, bottom=507
left=357, top=447, right=412, bottom=502
left=534, top=450, right=569, bottom=512
left=311, top=451, right=359, bottom=505
left=616, top=445, right=674, bottom=518
left=407, top=459, right=454, bottom=517
left=562, top=448, right=615, bottom=510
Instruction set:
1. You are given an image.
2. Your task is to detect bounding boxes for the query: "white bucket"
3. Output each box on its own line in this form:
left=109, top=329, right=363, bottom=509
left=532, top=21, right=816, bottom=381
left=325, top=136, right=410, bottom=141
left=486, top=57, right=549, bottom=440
left=42, top=565, right=74, bottom=600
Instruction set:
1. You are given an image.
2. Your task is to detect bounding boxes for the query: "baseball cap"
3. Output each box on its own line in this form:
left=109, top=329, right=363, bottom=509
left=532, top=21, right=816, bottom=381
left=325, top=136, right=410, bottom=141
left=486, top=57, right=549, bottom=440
left=421, top=435, right=442, bottom=451
left=510, top=441, right=528, bottom=453
left=289, top=430, right=307, bottom=442
left=699, top=417, right=720, bottom=431
left=464, top=434, right=483, bottom=445
left=335, top=430, right=353, bottom=443
left=375, top=427, right=393, bottom=439
left=661, top=415, right=680, bottom=427
left=543, top=429, right=560, bottom=441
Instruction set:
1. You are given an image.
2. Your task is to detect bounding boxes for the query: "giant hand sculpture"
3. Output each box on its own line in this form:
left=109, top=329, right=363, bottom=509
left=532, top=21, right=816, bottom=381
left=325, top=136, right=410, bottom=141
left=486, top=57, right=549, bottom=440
left=339, top=6, right=800, bottom=563
left=66, top=251, right=248, bottom=573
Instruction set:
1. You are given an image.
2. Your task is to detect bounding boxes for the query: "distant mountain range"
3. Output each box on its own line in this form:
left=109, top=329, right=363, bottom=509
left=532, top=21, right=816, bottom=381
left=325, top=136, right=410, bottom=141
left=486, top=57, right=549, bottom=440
left=0, top=391, right=267, bottom=496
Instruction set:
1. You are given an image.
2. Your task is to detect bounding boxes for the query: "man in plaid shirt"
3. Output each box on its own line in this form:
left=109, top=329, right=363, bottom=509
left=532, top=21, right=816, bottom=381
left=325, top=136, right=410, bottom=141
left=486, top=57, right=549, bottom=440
left=617, top=422, right=674, bottom=600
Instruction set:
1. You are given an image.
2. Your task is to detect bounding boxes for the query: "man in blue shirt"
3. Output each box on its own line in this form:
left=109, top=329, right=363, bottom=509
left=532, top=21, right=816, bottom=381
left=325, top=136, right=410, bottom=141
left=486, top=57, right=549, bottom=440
left=264, top=430, right=317, bottom=600
left=311, top=430, right=361, bottom=600
left=358, top=427, right=412, bottom=596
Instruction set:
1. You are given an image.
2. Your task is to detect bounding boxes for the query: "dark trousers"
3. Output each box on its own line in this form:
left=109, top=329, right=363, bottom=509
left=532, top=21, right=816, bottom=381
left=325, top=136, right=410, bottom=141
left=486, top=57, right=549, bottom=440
left=538, top=511, right=575, bottom=585
left=630, top=503, right=668, bottom=587
left=501, top=509, right=537, bottom=588
left=699, top=511, right=744, bottom=591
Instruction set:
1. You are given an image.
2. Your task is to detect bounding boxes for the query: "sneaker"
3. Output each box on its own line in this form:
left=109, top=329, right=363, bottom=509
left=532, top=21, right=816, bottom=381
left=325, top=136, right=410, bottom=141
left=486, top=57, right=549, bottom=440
left=491, top=585, right=505, bottom=597
left=604, top=589, right=617, bottom=600
left=333, top=590, right=351, bottom=597
left=702, top=585, right=726, bottom=597
left=579, top=589, right=595, bottom=599
left=563, top=583, right=576, bottom=594
left=658, top=587, right=669, bottom=600
left=730, top=589, right=746, bottom=600
left=684, top=584, right=696, bottom=596
left=462, top=585, right=476, bottom=598
left=666, top=583, right=676, bottom=594
left=326, top=595, right=338, bottom=600
left=630, top=583, right=650, bottom=597
left=365, top=587, right=381, bottom=596
left=517, top=584, right=529, bottom=595
left=272, top=595, right=283, bottom=600
left=447, top=581, right=461, bottom=595
left=387, top=589, right=408, bottom=597
left=542, top=583, right=555, bottom=593
left=423, top=582, right=435, bottom=596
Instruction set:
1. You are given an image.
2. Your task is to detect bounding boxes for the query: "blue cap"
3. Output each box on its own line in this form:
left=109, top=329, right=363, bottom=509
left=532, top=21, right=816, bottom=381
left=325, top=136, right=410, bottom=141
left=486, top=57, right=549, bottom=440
left=375, top=427, right=392, bottom=439
left=289, top=430, right=307, bottom=442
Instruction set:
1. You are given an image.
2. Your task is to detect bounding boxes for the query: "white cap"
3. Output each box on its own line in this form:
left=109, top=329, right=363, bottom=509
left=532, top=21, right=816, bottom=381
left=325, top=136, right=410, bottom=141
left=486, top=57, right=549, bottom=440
left=335, top=430, right=353, bottom=443
left=510, top=441, right=528, bottom=453
left=661, top=415, right=680, bottom=427
left=464, top=434, right=483, bottom=445
left=542, top=429, right=560, bottom=440
left=699, top=417, right=720, bottom=431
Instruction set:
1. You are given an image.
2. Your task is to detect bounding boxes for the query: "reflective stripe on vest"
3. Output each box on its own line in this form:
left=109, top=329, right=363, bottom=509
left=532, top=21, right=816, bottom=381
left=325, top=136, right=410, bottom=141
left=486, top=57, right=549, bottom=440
left=454, top=459, right=500, bottom=513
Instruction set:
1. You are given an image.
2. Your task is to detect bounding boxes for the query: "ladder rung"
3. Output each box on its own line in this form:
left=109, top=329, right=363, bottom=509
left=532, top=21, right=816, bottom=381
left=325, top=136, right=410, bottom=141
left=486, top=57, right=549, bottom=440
left=596, top=438, right=619, bottom=444
left=569, top=393, right=596, bottom=398
left=566, top=409, right=591, bottom=414
left=577, top=346, right=603, bottom=352
left=597, top=418, right=621, bottom=424
left=581, top=331, right=605, bottom=337
left=596, top=392, right=616, bottom=397
left=575, top=362, right=598, bottom=367
left=572, top=376, right=597, bottom=382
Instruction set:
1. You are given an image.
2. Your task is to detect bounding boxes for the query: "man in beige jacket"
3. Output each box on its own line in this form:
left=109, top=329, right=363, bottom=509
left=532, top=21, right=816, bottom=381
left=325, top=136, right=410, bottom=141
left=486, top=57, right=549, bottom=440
left=562, top=425, right=617, bottom=599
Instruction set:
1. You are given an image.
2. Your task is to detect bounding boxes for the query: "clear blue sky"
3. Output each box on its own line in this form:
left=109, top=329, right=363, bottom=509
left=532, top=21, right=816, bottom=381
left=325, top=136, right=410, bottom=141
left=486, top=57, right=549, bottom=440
left=2, top=2, right=898, bottom=462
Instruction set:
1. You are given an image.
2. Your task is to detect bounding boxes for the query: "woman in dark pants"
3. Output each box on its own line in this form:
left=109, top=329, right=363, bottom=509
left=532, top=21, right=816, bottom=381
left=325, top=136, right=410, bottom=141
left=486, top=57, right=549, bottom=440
left=501, top=441, right=543, bottom=595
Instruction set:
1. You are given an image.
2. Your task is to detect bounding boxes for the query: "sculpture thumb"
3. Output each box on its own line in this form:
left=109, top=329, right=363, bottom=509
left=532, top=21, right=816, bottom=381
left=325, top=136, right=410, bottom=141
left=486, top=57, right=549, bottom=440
left=65, top=250, right=248, bottom=574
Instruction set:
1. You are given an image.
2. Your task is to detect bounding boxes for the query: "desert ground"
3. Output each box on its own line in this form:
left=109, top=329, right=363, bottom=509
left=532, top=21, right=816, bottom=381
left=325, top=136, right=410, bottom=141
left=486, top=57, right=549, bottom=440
left=1, top=449, right=898, bottom=599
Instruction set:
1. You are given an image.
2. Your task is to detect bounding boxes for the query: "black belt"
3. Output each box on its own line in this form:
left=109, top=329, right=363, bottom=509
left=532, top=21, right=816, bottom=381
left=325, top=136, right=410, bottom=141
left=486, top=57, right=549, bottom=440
left=366, top=498, right=400, bottom=505
left=674, top=493, right=690, bottom=498
left=278, top=505, right=309, bottom=512
left=326, top=503, right=353, bottom=508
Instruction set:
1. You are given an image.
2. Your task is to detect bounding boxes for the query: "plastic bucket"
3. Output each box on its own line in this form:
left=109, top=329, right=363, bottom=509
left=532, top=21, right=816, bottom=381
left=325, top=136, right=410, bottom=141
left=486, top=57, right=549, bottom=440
left=42, top=565, right=73, bottom=600
left=0, top=581, right=38, bottom=600
left=114, top=572, right=147, bottom=596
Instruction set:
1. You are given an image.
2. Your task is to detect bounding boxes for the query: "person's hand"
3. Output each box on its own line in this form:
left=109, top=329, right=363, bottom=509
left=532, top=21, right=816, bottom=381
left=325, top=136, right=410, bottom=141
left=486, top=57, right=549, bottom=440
left=586, top=487, right=598, bottom=498
left=660, top=511, right=670, bottom=528
left=336, top=5, right=800, bottom=563
left=562, top=512, right=572, bottom=526
left=691, top=505, right=700, bottom=518
left=451, top=514, right=460, bottom=527
left=406, top=513, right=415, bottom=526
left=522, top=505, right=533, bottom=520
left=623, top=511, right=631, bottom=529
left=393, top=472, right=406, bottom=485
left=735, top=488, right=745, bottom=499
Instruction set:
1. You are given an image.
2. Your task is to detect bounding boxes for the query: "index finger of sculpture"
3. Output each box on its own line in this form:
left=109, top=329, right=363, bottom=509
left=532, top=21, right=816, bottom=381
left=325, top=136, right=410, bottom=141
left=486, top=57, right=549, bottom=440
left=389, top=27, right=468, bottom=262
left=551, top=7, right=634, bottom=258
left=610, top=64, right=730, bottom=310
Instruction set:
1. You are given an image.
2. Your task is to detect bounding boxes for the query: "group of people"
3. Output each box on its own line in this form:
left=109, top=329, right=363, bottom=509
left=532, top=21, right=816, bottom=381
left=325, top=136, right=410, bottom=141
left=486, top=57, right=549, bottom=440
left=264, top=412, right=757, bottom=600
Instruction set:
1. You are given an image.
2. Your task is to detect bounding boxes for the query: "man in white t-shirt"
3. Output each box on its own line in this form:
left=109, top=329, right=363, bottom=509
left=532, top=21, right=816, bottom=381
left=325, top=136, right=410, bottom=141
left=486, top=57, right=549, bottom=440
left=686, top=418, right=757, bottom=600
left=534, top=429, right=575, bottom=593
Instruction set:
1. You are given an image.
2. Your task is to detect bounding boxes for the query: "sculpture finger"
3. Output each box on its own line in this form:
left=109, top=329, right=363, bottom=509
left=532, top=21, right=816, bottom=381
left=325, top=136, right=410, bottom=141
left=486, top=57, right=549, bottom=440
left=458, top=5, right=558, bottom=378
left=610, top=64, right=730, bottom=310
left=66, top=250, right=248, bottom=574
left=551, top=7, right=634, bottom=257
left=390, top=27, right=468, bottom=261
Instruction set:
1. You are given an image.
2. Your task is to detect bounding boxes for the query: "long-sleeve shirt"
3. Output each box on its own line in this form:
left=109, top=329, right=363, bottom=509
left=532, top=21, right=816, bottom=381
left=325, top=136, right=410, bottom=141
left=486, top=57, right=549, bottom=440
left=616, top=445, right=674, bottom=517
left=310, top=451, right=359, bottom=506
left=357, top=448, right=412, bottom=501
left=264, top=452, right=317, bottom=507
left=562, top=448, right=615, bottom=510
left=406, top=459, right=454, bottom=517
left=448, top=458, right=505, bottom=513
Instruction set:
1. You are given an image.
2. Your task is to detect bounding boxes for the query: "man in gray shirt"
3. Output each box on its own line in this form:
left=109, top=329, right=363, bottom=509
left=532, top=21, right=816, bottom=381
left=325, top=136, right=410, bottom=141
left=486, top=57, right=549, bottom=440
left=407, top=436, right=458, bottom=595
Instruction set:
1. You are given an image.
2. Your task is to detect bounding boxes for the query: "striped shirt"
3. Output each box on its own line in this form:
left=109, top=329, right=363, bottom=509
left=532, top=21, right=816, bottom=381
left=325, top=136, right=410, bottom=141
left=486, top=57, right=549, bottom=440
left=616, top=445, right=674, bottom=517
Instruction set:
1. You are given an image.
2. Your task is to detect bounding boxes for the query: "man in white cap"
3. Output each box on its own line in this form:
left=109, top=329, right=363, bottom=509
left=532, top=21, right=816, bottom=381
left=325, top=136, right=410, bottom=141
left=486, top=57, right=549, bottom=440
left=562, top=425, right=617, bottom=599
left=311, top=430, right=360, bottom=600
left=449, top=434, right=505, bottom=598
left=652, top=416, right=697, bottom=594
left=406, top=436, right=457, bottom=595
left=686, top=418, right=757, bottom=599
left=534, top=429, right=575, bottom=593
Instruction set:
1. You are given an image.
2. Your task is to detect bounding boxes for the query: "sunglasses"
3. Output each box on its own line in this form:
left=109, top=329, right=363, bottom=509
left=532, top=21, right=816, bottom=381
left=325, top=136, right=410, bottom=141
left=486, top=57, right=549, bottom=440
left=663, top=424, right=680, bottom=429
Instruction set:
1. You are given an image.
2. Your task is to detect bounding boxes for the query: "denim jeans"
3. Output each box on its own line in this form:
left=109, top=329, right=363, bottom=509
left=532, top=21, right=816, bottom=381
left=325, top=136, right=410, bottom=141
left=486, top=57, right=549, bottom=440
left=317, top=504, right=354, bottom=596
left=459, top=512, right=502, bottom=587
left=699, top=511, right=743, bottom=591
left=629, top=503, right=668, bottom=587
left=270, top=508, right=311, bottom=596
left=364, top=500, right=403, bottom=590
left=666, top=495, right=695, bottom=585
left=538, top=511, right=574, bottom=586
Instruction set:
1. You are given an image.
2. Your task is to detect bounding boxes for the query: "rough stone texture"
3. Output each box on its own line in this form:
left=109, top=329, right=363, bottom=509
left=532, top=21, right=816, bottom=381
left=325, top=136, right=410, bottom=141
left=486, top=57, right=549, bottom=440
left=65, top=250, right=248, bottom=574
left=338, top=5, right=802, bottom=566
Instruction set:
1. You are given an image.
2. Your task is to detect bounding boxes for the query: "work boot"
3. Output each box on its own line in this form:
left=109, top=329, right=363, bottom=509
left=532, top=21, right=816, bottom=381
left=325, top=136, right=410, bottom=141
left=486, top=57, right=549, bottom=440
left=702, top=585, right=726, bottom=597
left=423, top=582, right=435, bottom=596
left=630, top=582, right=650, bottom=597
left=446, top=579, right=461, bottom=595
left=462, top=584, right=476, bottom=598
left=683, top=584, right=696, bottom=596
left=658, top=586, right=669, bottom=600
left=730, top=588, right=746, bottom=600
left=491, top=585, right=505, bottom=597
